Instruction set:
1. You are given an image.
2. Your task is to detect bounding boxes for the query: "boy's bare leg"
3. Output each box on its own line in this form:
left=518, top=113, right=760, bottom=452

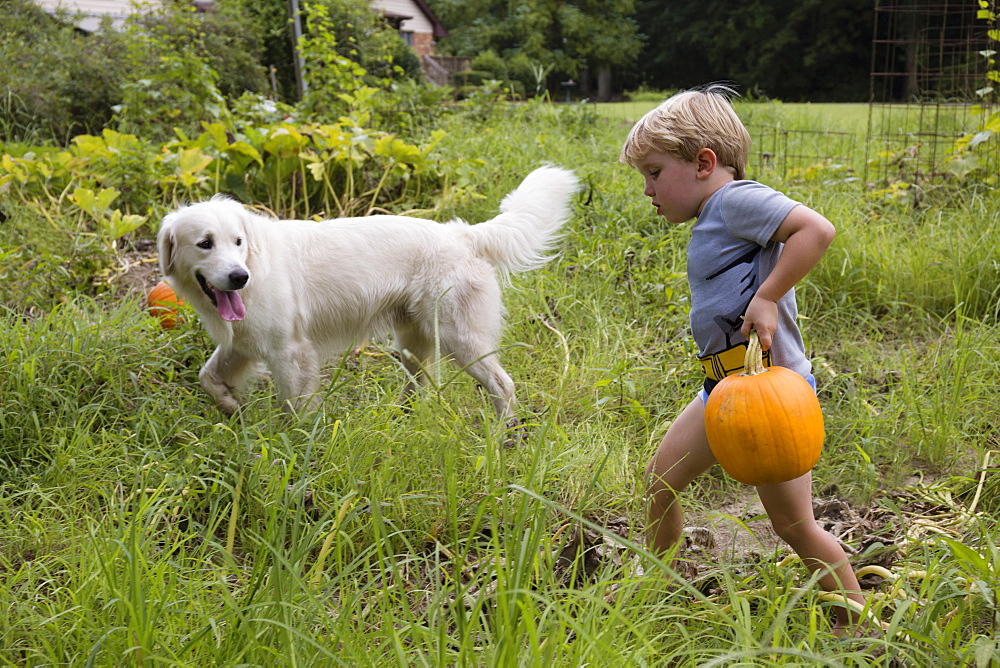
left=646, top=398, right=867, bottom=635
left=644, top=397, right=717, bottom=555
left=757, top=473, right=867, bottom=635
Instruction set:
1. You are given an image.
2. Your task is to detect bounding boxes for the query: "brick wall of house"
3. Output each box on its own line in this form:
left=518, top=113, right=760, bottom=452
left=411, top=32, right=435, bottom=59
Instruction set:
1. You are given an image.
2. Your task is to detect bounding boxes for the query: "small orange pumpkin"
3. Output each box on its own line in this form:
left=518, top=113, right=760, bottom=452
left=704, top=331, right=824, bottom=487
left=147, top=280, right=185, bottom=329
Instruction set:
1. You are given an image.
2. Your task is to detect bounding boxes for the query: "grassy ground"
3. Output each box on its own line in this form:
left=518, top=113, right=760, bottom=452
left=2, top=99, right=999, bottom=665
left=596, top=100, right=872, bottom=127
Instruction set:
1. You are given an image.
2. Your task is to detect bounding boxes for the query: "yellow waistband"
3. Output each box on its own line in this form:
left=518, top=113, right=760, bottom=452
left=698, top=342, right=772, bottom=381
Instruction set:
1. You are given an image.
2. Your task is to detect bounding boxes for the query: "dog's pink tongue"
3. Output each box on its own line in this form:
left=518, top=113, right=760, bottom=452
left=214, top=289, right=246, bottom=321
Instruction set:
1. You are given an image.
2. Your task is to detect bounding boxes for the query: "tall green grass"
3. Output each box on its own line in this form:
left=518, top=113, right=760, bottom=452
left=2, top=100, right=999, bottom=664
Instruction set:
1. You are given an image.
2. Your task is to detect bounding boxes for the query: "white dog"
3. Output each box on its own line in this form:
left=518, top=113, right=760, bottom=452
left=157, top=166, right=579, bottom=419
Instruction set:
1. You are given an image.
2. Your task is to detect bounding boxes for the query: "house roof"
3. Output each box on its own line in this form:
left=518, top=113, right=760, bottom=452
left=370, top=0, right=447, bottom=39
left=34, top=0, right=448, bottom=40
left=33, top=0, right=212, bottom=31
left=33, top=0, right=151, bottom=31
left=410, top=0, right=447, bottom=38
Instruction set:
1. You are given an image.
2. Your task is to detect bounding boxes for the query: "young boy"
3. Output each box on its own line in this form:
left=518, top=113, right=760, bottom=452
left=619, top=85, right=866, bottom=635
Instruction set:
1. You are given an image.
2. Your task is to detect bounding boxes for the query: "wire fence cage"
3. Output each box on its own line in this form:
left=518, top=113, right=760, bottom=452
left=746, top=124, right=861, bottom=182
left=865, top=0, right=999, bottom=193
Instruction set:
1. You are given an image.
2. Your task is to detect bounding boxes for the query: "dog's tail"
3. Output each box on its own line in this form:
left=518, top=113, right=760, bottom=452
left=468, top=166, right=579, bottom=278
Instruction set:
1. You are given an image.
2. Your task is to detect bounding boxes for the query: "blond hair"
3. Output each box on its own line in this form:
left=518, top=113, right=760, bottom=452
left=619, top=84, right=751, bottom=180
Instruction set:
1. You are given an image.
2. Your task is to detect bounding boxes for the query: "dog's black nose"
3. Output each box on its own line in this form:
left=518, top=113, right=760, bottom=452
left=228, top=269, right=249, bottom=289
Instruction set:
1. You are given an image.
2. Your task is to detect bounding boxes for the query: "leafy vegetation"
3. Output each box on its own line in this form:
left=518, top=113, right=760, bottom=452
left=0, top=0, right=424, bottom=145
left=3, top=88, right=1000, bottom=663
left=429, top=0, right=642, bottom=98
left=0, top=0, right=128, bottom=142
left=2, top=0, right=1000, bottom=662
left=627, top=0, right=874, bottom=101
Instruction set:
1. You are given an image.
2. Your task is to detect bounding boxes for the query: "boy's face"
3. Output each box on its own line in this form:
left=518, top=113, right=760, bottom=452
left=635, top=150, right=704, bottom=224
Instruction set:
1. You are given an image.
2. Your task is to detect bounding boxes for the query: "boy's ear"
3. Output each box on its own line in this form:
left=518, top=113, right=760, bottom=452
left=695, top=148, right=718, bottom=177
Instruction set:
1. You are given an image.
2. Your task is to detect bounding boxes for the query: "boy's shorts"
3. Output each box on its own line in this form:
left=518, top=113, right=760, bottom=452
left=699, top=372, right=817, bottom=404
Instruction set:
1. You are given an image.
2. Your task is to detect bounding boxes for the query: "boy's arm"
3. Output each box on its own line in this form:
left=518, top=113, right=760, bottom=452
left=741, top=204, right=836, bottom=350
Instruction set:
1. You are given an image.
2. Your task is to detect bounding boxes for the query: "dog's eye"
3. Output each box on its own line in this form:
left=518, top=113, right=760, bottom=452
left=236, top=237, right=243, bottom=246
left=197, top=238, right=214, bottom=250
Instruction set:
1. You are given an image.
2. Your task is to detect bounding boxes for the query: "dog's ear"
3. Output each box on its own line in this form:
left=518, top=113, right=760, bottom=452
left=157, top=213, right=177, bottom=276
left=241, top=207, right=270, bottom=278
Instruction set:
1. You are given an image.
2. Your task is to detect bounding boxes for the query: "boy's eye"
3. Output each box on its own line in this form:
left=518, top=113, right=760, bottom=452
left=648, top=170, right=661, bottom=179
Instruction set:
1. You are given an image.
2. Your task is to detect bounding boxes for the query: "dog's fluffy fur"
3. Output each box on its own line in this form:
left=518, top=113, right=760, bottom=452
left=157, top=166, right=579, bottom=417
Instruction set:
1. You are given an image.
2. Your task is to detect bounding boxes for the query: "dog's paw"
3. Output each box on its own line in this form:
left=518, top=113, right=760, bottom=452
left=217, top=397, right=241, bottom=416
left=503, top=417, right=527, bottom=448
left=199, top=368, right=242, bottom=416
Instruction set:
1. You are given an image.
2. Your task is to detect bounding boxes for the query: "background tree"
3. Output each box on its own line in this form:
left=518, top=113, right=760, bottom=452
left=554, top=0, right=641, bottom=100
left=219, top=0, right=421, bottom=103
left=0, top=0, right=128, bottom=142
left=633, top=0, right=873, bottom=102
left=221, top=0, right=298, bottom=100
left=429, top=0, right=642, bottom=99
left=428, top=0, right=511, bottom=62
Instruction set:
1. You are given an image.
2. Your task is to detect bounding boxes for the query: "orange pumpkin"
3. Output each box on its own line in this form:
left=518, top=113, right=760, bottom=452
left=147, top=280, right=185, bottom=329
left=704, top=331, right=824, bottom=487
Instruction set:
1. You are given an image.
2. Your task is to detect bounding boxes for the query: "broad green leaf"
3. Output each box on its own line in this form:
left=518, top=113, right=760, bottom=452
left=312, top=125, right=352, bottom=151
left=100, top=128, right=140, bottom=152
left=177, top=147, right=214, bottom=175
left=373, top=134, right=395, bottom=158
left=0, top=155, right=28, bottom=183
left=225, top=141, right=262, bottom=165
left=70, top=187, right=97, bottom=215
left=263, top=125, right=307, bottom=158
left=374, top=135, right=424, bottom=165
left=104, top=210, right=147, bottom=240
left=947, top=154, right=980, bottom=179
left=968, top=130, right=993, bottom=148
left=202, top=122, right=230, bottom=150
left=71, top=187, right=120, bottom=220
left=942, top=537, right=990, bottom=574
left=72, top=134, right=112, bottom=160
left=306, top=161, right=327, bottom=180
left=95, top=187, right=119, bottom=212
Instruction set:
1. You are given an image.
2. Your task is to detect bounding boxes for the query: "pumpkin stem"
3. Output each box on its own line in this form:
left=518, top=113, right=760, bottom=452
left=742, top=330, right=768, bottom=376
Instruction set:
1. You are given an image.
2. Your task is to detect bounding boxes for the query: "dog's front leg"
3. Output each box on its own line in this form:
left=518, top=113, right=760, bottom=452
left=269, top=344, right=322, bottom=415
left=200, top=346, right=256, bottom=416
left=463, top=356, right=517, bottom=421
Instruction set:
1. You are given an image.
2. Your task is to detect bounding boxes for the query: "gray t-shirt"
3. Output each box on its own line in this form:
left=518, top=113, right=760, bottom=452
left=687, top=180, right=811, bottom=378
